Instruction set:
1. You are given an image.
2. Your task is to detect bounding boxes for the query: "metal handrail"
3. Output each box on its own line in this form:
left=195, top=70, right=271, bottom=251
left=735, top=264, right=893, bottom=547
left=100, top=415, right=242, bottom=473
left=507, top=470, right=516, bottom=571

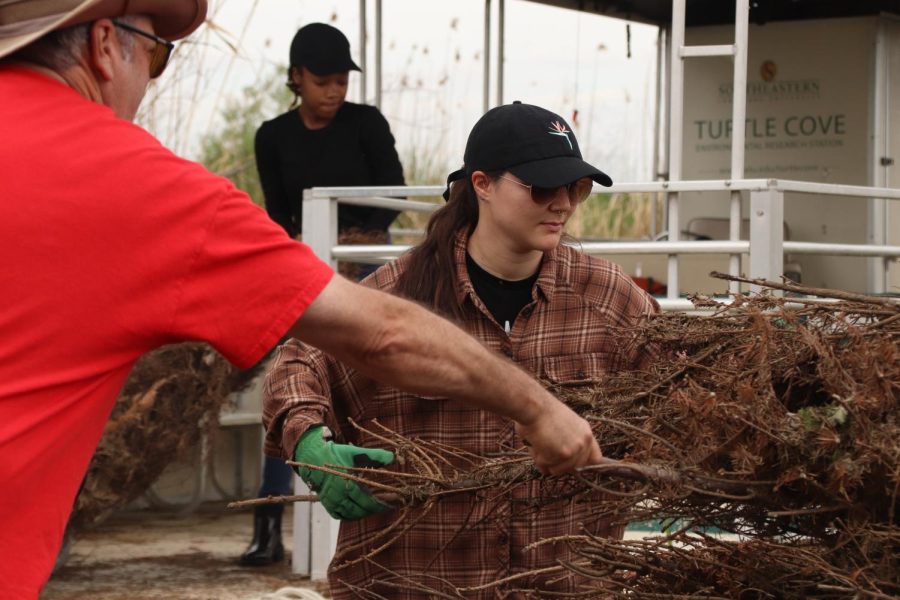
left=303, top=178, right=900, bottom=299
left=308, top=179, right=900, bottom=200
left=330, top=240, right=900, bottom=262
left=784, top=242, right=900, bottom=258
left=331, top=241, right=752, bottom=261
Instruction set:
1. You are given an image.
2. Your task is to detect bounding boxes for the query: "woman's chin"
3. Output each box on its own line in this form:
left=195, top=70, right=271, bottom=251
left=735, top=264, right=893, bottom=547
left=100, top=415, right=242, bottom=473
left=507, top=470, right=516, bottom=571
left=532, top=233, right=563, bottom=252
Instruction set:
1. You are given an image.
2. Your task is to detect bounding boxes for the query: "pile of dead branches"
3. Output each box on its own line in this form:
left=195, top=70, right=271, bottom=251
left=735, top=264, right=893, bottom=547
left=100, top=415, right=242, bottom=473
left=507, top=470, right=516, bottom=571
left=71, top=343, right=260, bottom=530
left=290, top=274, right=898, bottom=598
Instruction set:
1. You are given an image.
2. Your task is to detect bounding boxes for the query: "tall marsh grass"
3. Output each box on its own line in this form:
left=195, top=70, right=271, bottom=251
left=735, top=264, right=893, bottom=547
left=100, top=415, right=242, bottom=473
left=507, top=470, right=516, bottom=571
left=567, top=192, right=659, bottom=240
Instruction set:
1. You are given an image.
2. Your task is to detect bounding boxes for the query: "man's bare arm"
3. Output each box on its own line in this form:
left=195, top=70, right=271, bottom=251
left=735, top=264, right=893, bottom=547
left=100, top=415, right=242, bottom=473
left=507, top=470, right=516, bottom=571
left=287, top=275, right=601, bottom=475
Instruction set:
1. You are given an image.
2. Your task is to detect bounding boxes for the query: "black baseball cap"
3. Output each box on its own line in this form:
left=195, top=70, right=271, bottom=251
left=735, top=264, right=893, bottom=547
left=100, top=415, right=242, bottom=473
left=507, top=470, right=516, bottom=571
left=289, top=23, right=361, bottom=75
left=444, top=102, right=611, bottom=200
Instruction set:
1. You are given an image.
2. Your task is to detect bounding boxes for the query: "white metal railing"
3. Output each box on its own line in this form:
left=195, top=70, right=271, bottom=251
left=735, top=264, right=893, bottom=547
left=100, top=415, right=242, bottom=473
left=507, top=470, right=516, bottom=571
left=302, top=178, right=900, bottom=299
left=294, top=177, right=900, bottom=578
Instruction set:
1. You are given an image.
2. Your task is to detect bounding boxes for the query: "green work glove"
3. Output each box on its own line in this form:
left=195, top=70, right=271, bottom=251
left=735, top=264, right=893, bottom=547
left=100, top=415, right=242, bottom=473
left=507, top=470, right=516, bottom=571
left=294, top=425, right=394, bottom=521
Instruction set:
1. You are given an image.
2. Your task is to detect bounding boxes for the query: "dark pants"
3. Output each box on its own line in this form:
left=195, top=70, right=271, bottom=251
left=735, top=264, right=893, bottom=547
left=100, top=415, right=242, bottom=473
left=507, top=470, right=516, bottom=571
left=259, top=454, right=294, bottom=497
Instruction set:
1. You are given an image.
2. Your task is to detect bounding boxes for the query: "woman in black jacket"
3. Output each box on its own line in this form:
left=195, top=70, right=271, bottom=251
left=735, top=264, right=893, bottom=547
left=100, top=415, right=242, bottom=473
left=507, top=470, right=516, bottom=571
left=241, top=22, right=405, bottom=566
left=255, top=22, right=405, bottom=239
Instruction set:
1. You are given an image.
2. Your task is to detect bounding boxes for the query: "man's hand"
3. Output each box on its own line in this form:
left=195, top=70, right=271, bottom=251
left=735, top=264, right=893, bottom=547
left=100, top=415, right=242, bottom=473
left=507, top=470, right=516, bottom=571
left=514, top=398, right=602, bottom=476
left=291, top=277, right=602, bottom=476
left=294, top=425, right=394, bottom=520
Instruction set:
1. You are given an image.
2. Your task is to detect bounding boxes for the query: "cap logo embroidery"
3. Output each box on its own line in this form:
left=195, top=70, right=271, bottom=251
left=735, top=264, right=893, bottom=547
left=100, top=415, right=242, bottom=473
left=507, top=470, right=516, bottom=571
left=548, top=121, right=573, bottom=150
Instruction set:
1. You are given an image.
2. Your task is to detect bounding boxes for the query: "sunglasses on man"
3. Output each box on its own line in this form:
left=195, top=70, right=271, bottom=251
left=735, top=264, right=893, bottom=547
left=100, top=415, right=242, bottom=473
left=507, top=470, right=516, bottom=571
left=498, top=175, right=595, bottom=205
left=111, top=20, right=175, bottom=79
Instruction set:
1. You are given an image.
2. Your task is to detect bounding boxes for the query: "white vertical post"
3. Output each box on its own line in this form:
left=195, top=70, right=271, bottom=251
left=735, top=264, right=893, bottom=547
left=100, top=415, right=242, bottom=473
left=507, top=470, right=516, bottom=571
left=301, top=189, right=339, bottom=269
left=651, top=27, right=665, bottom=238
left=497, top=0, right=505, bottom=106
left=749, top=188, right=784, bottom=295
left=869, top=20, right=889, bottom=294
left=310, top=503, right=338, bottom=580
left=484, top=0, right=492, bottom=113
left=297, top=189, right=340, bottom=578
left=291, top=477, right=339, bottom=580
left=728, top=0, right=750, bottom=294
left=374, top=0, right=383, bottom=109
left=668, top=1, right=685, bottom=184
left=869, top=194, right=889, bottom=293
left=666, top=0, right=686, bottom=299
left=669, top=0, right=685, bottom=186
left=666, top=190, right=679, bottom=299
left=652, top=27, right=663, bottom=181
left=662, top=26, right=671, bottom=183
left=662, top=27, right=671, bottom=236
left=358, top=0, right=367, bottom=104
left=291, top=478, right=311, bottom=575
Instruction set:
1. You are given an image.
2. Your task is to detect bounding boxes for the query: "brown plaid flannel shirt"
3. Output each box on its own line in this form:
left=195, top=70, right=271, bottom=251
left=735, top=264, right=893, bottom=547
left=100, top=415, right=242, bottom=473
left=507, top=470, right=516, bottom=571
left=264, top=232, right=659, bottom=598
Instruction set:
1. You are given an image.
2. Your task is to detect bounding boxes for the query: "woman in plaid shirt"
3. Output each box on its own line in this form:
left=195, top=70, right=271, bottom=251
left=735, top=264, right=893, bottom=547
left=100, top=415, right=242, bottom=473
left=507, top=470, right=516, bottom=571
left=263, top=102, right=659, bottom=598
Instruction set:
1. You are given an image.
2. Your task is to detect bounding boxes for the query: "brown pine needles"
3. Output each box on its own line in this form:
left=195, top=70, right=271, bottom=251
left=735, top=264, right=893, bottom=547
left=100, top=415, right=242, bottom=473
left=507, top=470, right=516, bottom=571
left=273, top=275, right=898, bottom=598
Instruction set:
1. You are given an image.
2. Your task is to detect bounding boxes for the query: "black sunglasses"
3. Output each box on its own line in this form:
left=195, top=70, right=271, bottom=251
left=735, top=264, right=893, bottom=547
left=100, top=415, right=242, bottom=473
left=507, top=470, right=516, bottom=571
left=111, top=20, right=175, bottom=79
left=498, top=175, right=595, bottom=205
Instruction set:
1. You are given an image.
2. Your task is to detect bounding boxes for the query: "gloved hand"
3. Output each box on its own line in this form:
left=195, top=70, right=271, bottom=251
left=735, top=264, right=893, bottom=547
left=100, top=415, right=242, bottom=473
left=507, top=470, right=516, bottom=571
left=294, top=425, right=394, bottom=520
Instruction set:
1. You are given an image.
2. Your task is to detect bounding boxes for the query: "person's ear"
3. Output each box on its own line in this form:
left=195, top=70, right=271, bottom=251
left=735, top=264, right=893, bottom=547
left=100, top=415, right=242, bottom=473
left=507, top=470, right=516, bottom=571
left=471, top=171, right=493, bottom=201
left=88, top=19, right=117, bottom=82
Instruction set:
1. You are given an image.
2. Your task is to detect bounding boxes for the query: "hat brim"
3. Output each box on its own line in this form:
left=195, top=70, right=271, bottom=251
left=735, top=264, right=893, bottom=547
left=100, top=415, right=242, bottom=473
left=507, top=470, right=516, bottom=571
left=0, top=0, right=206, bottom=60
left=508, top=156, right=612, bottom=188
left=303, top=57, right=362, bottom=76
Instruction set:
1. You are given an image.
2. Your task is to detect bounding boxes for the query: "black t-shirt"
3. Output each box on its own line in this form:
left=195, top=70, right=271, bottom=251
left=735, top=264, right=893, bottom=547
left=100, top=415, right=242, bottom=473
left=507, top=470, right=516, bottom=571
left=254, top=102, right=405, bottom=237
left=466, top=253, right=540, bottom=332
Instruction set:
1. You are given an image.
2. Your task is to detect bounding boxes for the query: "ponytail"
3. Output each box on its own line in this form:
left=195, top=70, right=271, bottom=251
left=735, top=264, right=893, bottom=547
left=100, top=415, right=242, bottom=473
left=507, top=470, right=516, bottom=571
left=392, top=174, right=492, bottom=321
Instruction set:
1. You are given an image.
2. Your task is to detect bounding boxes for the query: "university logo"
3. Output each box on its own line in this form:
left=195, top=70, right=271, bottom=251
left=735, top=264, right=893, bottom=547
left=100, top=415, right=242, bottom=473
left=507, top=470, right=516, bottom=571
left=718, top=60, right=819, bottom=103
left=548, top=120, right=573, bottom=150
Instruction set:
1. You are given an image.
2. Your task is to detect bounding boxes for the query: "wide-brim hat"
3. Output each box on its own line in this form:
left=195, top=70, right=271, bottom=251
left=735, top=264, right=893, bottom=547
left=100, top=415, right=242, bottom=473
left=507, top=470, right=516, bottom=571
left=0, top=0, right=207, bottom=60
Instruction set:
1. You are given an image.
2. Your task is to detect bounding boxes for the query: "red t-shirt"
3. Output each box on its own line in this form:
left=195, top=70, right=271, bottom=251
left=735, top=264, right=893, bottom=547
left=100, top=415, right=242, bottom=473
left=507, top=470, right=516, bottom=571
left=0, top=67, right=334, bottom=598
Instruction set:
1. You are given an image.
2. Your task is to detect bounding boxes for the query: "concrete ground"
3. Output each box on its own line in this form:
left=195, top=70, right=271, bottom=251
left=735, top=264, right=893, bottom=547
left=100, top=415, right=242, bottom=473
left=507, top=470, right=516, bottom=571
left=42, top=503, right=330, bottom=600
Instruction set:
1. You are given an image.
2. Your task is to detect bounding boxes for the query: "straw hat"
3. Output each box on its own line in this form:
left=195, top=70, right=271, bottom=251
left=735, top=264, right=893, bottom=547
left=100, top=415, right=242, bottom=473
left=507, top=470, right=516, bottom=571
left=0, top=0, right=207, bottom=59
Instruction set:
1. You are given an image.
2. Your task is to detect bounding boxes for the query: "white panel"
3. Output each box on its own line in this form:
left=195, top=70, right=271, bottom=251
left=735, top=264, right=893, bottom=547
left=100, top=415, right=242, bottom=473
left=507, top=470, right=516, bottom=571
left=681, top=17, right=878, bottom=293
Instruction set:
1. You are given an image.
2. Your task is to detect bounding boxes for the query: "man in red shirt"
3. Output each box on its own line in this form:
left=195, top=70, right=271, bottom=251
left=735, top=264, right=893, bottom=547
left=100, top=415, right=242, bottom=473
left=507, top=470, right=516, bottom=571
left=0, top=1, right=603, bottom=597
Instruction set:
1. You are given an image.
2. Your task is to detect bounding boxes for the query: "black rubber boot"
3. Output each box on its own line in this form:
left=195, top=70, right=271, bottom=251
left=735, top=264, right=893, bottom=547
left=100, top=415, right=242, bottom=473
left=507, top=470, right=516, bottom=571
left=239, top=504, right=284, bottom=566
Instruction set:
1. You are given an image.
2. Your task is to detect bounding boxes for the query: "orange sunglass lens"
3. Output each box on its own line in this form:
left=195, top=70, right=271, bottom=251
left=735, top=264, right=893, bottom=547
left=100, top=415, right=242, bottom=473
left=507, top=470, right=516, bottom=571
left=570, top=178, right=594, bottom=203
left=530, top=186, right=559, bottom=203
left=149, top=44, right=171, bottom=78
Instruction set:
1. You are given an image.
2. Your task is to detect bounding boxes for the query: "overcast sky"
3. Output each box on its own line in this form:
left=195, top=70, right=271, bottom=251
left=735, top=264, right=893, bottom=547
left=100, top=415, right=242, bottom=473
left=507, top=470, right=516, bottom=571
left=142, top=0, right=659, bottom=183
